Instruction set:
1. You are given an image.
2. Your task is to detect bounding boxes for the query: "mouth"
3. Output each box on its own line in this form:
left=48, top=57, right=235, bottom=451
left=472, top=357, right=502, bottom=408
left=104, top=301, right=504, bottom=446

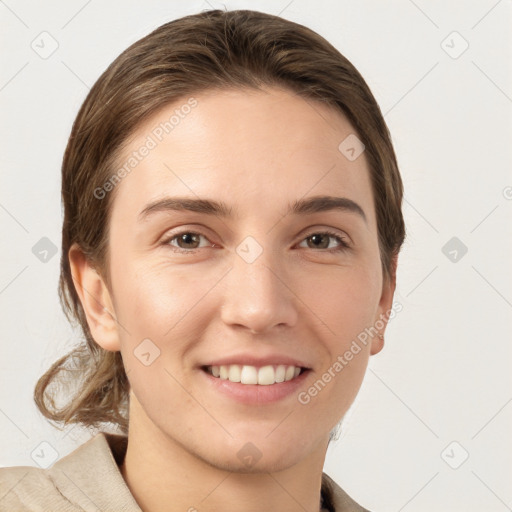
left=201, top=364, right=309, bottom=386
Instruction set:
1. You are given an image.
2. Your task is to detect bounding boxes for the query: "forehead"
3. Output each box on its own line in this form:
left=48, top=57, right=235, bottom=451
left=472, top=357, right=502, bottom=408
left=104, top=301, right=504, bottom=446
left=110, top=86, right=375, bottom=227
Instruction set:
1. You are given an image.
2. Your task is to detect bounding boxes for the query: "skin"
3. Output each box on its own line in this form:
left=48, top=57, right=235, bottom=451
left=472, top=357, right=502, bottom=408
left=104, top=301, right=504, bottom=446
left=70, top=86, right=397, bottom=512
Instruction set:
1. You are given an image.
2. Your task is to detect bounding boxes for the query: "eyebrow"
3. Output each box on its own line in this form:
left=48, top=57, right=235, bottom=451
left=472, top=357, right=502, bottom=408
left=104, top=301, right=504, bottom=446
left=138, top=195, right=367, bottom=224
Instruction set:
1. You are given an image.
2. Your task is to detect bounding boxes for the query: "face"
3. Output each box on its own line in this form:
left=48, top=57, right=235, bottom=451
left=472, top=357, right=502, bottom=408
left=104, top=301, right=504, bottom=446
left=74, top=86, right=395, bottom=472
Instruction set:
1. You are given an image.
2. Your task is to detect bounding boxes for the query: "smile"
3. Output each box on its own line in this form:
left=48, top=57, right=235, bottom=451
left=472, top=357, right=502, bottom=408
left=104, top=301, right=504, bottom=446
left=202, top=364, right=307, bottom=385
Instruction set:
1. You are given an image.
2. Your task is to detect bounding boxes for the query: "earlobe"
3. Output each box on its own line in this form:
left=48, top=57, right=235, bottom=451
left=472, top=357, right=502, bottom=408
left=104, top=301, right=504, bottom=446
left=370, top=333, right=384, bottom=355
left=370, top=252, right=398, bottom=356
left=68, top=243, right=121, bottom=352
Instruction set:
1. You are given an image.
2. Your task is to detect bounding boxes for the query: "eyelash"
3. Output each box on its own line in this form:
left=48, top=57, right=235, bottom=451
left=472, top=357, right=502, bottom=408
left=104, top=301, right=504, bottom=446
left=161, top=229, right=350, bottom=254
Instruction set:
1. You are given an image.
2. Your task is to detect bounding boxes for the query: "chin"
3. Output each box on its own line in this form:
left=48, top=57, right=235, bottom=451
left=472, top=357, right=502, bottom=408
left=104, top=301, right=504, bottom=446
left=209, top=450, right=302, bottom=475
left=202, top=431, right=313, bottom=473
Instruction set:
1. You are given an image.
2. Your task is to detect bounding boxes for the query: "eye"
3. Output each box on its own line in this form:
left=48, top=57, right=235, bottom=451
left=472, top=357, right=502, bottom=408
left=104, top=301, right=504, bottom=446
left=161, top=229, right=350, bottom=254
left=298, top=230, right=350, bottom=252
left=163, top=231, right=213, bottom=252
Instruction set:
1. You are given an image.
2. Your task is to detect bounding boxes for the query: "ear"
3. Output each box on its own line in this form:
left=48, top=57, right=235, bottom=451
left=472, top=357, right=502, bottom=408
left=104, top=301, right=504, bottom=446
left=68, top=243, right=121, bottom=352
left=370, top=252, right=398, bottom=356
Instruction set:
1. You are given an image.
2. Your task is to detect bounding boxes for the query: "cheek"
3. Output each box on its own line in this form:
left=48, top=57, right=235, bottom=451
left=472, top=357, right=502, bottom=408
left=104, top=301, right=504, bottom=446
left=110, top=263, right=212, bottom=412
left=110, top=258, right=222, bottom=348
left=110, top=247, right=171, bottom=316
left=298, top=262, right=381, bottom=406
left=113, top=267, right=171, bottom=334
left=298, top=262, right=381, bottom=343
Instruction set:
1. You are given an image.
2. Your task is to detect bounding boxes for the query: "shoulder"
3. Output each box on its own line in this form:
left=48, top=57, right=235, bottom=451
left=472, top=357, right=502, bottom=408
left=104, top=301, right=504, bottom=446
left=0, top=463, right=76, bottom=511
left=322, top=472, right=372, bottom=512
left=0, top=432, right=140, bottom=511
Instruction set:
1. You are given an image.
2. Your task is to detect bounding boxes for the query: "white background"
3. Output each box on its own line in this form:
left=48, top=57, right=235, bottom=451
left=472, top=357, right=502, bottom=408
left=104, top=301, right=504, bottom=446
left=1, top=1, right=511, bottom=511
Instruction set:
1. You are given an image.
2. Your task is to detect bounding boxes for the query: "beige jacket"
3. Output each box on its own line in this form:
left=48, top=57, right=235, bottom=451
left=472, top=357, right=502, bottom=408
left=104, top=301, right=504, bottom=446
left=0, top=432, right=370, bottom=511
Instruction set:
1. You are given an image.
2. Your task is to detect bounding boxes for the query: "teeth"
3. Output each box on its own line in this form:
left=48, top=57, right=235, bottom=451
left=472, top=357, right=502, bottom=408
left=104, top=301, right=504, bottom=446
left=275, top=365, right=286, bottom=383
left=241, top=365, right=258, bottom=384
left=228, top=364, right=241, bottom=382
left=207, top=364, right=304, bottom=385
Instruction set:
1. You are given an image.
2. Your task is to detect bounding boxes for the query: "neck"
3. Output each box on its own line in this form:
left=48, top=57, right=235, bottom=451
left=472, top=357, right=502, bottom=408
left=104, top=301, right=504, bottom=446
left=119, top=394, right=330, bottom=512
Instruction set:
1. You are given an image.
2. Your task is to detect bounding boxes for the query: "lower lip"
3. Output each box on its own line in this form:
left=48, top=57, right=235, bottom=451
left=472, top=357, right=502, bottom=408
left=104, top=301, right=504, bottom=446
left=199, top=368, right=311, bottom=405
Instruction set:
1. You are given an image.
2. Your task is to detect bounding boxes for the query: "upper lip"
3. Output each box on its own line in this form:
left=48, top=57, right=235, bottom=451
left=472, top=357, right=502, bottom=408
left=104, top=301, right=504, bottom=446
left=200, top=354, right=312, bottom=370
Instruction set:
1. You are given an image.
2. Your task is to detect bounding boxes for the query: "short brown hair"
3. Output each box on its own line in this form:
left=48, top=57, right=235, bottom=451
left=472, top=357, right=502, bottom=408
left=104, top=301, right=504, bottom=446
left=34, top=8, right=405, bottom=436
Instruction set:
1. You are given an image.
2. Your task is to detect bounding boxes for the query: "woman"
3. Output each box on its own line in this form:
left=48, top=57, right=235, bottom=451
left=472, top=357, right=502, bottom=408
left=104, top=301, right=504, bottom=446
left=0, top=9, right=405, bottom=512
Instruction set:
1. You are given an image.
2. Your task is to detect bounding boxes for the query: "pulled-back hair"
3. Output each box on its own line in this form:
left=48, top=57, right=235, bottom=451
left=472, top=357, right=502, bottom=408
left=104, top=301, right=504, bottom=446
left=34, top=9, right=405, bottom=441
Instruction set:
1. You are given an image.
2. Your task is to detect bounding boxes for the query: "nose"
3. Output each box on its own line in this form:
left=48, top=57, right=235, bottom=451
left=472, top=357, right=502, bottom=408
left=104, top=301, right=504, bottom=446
left=220, top=247, right=298, bottom=334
